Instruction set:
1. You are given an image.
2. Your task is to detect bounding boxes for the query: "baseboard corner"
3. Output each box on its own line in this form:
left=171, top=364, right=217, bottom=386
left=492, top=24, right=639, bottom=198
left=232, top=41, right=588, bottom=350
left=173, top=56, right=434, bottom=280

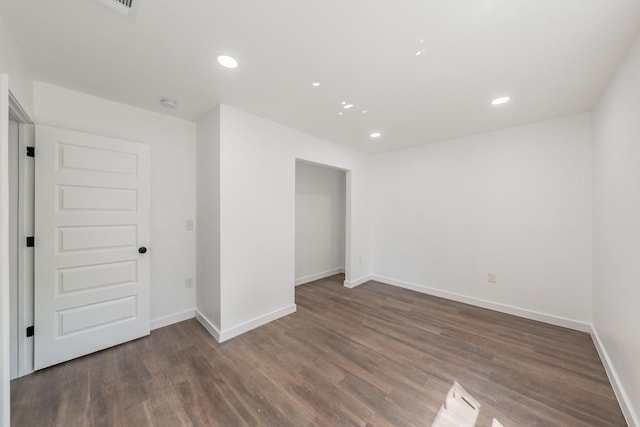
left=590, top=325, right=639, bottom=427
left=343, top=275, right=371, bottom=289
left=194, top=309, right=221, bottom=342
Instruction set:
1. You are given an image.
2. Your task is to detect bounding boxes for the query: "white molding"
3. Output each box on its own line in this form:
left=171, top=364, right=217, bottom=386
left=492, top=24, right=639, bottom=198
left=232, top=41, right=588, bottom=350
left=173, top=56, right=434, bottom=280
left=343, top=275, right=371, bottom=289
left=1, top=73, right=11, bottom=427
left=8, top=91, right=33, bottom=124
left=16, top=123, right=34, bottom=378
left=295, top=268, right=344, bottom=286
left=196, top=305, right=296, bottom=343
left=370, top=275, right=591, bottom=332
left=218, top=304, right=297, bottom=342
left=150, top=308, right=195, bottom=331
left=591, top=325, right=638, bottom=427
left=195, top=309, right=221, bottom=342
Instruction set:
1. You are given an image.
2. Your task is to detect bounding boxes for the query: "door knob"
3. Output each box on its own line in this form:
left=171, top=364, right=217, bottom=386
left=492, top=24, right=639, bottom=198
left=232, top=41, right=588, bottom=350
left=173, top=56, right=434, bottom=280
left=138, top=247, right=147, bottom=254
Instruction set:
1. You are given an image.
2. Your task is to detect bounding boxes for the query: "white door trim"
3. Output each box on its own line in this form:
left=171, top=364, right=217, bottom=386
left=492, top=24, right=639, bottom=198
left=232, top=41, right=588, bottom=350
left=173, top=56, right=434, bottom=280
left=8, top=92, right=35, bottom=378
left=1, top=73, right=11, bottom=427
left=16, top=123, right=34, bottom=377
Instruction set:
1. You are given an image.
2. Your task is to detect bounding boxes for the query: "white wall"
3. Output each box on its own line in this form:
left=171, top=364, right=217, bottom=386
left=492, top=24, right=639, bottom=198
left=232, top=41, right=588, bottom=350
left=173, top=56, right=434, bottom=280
left=371, top=113, right=593, bottom=328
left=216, top=105, right=370, bottom=337
left=195, top=106, right=221, bottom=330
left=0, top=13, right=33, bottom=117
left=592, top=31, right=640, bottom=426
left=33, top=82, right=197, bottom=327
left=295, top=161, right=346, bottom=284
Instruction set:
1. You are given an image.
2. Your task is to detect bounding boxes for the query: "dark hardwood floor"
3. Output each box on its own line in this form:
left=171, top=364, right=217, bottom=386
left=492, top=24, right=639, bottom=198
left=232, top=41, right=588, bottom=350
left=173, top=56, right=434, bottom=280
left=11, top=275, right=626, bottom=426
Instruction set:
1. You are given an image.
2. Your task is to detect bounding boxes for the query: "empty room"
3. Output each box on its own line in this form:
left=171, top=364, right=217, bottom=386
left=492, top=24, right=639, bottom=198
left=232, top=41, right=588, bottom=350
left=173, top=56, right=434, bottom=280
left=1, top=1, right=639, bottom=426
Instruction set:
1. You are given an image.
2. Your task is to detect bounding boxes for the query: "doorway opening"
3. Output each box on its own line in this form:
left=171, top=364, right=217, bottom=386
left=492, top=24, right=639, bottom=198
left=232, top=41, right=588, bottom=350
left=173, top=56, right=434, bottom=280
left=294, top=160, right=348, bottom=287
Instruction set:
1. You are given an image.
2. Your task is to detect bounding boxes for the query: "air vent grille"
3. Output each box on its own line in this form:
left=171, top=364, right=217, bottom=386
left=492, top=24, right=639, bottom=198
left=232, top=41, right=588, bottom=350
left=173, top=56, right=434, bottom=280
left=114, top=0, right=133, bottom=8
left=96, top=0, right=135, bottom=16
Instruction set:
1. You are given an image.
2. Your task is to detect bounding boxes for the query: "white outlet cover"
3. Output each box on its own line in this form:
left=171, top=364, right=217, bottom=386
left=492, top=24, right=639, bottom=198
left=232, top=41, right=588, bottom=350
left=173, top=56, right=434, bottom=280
left=488, top=273, right=497, bottom=283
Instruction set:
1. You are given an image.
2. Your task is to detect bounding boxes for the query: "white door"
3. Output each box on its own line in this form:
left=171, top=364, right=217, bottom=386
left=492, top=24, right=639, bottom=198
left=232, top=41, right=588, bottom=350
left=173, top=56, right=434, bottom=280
left=34, top=125, right=150, bottom=370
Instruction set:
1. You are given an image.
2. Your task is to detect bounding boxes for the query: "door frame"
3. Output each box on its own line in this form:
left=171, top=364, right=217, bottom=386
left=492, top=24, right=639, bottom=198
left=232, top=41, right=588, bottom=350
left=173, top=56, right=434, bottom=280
left=8, top=92, right=34, bottom=378
left=1, top=73, right=10, bottom=427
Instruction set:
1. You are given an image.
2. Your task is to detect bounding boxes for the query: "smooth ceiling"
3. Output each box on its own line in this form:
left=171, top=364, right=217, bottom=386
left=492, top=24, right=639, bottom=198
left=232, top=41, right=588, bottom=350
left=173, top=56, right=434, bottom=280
left=1, top=0, right=639, bottom=153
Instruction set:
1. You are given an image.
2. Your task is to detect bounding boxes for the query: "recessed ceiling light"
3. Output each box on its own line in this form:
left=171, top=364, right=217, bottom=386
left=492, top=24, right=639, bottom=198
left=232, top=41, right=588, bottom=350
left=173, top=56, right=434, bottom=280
left=491, top=96, right=511, bottom=105
left=217, top=55, right=239, bottom=69
left=370, top=132, right=382, bottom=138
left=343, top=104, right=354, bottom=109
left=362, top=110, right=369, bottom=114
left=160, top=98, right=178, bottom=109
left=312, top=82, right=320, bottom=87
left=341, top=101, right=347, bottom=105
left=338, top=112, right=344, bottom=116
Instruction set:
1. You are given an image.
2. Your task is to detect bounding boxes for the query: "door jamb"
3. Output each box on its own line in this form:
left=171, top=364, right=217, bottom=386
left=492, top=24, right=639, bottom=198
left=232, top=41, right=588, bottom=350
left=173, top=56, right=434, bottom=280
left=9, top=92, right=34, bottom=378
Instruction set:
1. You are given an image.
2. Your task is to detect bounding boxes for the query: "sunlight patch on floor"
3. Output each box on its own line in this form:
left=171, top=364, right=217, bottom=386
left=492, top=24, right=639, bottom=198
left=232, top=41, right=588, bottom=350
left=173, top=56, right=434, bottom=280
left=431, top=381, right=504, bottom=427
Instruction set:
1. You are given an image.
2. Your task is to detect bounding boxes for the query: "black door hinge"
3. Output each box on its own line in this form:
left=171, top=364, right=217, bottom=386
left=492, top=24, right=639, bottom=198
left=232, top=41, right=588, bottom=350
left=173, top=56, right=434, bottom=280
left=26, top=236, right=34, bottom=247
left=26, top=146, right=35, bottom=157
left=26, top=326, right=34, bottom=337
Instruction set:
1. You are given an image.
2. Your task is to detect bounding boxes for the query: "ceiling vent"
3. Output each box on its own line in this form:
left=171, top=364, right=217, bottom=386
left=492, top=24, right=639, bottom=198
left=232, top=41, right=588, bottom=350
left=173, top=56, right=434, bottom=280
left=95, top=0, right=137, bottom=17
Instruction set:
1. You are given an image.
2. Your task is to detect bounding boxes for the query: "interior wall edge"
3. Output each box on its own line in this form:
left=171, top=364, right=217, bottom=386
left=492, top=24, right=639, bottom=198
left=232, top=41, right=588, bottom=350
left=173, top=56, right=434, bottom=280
left=591, top=325, right=639, bottom=427
left=195, top=309, right=221, bottom=342
left=370, top=275, right=591, bottom=332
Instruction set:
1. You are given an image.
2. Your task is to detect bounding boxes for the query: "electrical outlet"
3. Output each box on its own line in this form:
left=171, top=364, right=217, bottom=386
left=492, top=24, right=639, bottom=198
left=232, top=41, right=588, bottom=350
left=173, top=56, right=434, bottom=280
left=488, top=273, right=497, bottom=283
left=185, top=277, right=193, bottom=288
left=186, top=220, right=194, bottom=231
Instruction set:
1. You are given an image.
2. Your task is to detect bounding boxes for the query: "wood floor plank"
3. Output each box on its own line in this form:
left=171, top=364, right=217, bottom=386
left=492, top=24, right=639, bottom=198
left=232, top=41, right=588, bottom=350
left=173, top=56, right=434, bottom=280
left=11, top=274, right=627, bottom=426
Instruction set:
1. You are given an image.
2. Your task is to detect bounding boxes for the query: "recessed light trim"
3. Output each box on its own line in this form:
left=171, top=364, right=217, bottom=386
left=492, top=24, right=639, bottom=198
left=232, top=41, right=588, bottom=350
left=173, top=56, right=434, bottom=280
left=312, top=82, right=320, bottom=87
left=343, top=104, right=354, bottom=109
left=217, top=55, right=239, bottom=69
left=491, top=96, right=511, bottom=105
left=370, top=132, right=382, bottom=138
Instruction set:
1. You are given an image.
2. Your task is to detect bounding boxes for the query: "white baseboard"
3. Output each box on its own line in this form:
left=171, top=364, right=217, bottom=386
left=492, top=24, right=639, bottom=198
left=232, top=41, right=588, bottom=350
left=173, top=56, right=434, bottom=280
left=195, top=309, right=221, bottom=342
left=591, top=325, right=638, bottom=427
left=370, top=275, right=591, bottom=332
left=219, top=304, right=297, bottom=342
left=196, top=304, right=297, bottom=343
left=295, top=268, right=345, bottom=286
left=151, top=308, right=195, bottom=331
left=344, top=275, right=371, bottom=289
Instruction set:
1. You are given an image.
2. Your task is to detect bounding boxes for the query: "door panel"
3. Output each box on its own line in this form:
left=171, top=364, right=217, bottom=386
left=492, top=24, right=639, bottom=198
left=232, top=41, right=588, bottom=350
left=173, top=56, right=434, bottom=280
left=34, top=125, right=150, bottom=370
